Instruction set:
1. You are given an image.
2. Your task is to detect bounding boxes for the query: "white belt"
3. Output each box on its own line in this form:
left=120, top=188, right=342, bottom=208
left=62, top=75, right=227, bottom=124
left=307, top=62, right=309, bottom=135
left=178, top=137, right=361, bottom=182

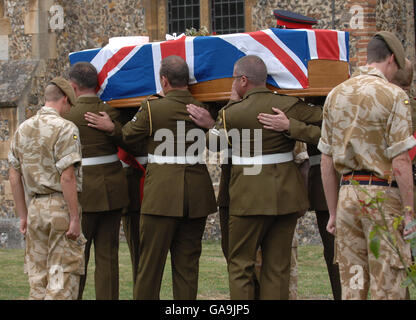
left=148, top=154, right=203, bottom=164
left=232, top=152, right=293, bottom=165
left=82, top=154, right=119, bottom=166
left=309, top=154, right=321, bottom=167
left=121, top=156, right=148, bottom=167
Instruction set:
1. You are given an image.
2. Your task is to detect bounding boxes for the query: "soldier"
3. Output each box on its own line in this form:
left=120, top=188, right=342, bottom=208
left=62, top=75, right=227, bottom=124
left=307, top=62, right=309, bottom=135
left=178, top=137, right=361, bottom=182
left=257, top=100, right=342, bottom=300
left=8, top=77, right=85, bottom=300
left=206, top=55, right=322, bottom=299
left=319, top=31, right=415, bottom=299
left=117, top=108, right=148, bottom=290
left=65, top=62, right=129, bottom=300
left=84, top=55, right=217, bottom=300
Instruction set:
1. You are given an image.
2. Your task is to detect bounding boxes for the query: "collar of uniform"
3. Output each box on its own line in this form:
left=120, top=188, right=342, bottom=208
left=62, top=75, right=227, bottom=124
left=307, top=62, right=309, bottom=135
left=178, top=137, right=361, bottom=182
left=165, top=89, right=192, bottom=98
left=242, top=86, right=270, bottom=100
left=353, top=66, right=388, bottom=82
left=76, top=95, right=101, bottom=104
left=40, top=106, right=60, bottom=116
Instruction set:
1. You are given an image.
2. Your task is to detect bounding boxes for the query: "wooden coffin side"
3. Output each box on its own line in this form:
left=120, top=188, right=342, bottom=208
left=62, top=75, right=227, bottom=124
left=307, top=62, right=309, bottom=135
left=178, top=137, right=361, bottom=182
left=107, top=59, right=350, bottom=108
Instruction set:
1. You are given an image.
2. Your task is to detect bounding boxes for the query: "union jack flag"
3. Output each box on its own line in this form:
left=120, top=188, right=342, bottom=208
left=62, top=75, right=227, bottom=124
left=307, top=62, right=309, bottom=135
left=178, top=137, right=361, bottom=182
left=69, top=28, right=349, bottom=101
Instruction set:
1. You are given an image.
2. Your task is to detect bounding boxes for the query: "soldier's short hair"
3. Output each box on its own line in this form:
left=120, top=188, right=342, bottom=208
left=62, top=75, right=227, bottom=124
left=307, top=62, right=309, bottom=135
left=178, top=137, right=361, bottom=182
left=367, top=35, right=394, bottom=65
left=159, top=55, right=189, bottom=87
left=45, top=84, right=65, bottom=103
left=69, top=61, right=98, bottom=90
left=234, top=55, right=267, bottom=85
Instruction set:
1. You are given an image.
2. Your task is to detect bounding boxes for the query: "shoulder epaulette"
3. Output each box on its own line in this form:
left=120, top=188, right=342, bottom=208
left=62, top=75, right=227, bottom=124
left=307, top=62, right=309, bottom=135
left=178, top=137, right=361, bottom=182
left=143, top=94, right=162, bottom=136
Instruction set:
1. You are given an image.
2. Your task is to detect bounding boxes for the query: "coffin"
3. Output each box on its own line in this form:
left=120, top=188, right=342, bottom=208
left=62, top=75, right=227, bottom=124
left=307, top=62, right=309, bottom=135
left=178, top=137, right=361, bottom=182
left=69, top=28, right=350, bottom=107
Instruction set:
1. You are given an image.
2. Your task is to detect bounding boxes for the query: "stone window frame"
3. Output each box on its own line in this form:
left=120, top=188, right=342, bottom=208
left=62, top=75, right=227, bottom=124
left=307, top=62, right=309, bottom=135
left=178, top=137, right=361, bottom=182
left=144, top=0, right=257, bottom=41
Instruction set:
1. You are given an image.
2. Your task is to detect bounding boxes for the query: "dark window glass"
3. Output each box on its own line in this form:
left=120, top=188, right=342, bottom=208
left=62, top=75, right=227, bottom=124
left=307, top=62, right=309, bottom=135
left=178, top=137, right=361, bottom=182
left=211, top=0, right=245, bottom=35
left=168, top=0, right=200, bottom=34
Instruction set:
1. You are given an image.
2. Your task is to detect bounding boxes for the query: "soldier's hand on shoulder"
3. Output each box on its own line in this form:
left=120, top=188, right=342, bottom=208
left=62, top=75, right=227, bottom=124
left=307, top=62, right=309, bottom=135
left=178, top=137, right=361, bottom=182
left=187, top=104, right=215, bottom=129
left=257, top=107, right=290, bottom=132
left=84, top=111, right=115, bottom=133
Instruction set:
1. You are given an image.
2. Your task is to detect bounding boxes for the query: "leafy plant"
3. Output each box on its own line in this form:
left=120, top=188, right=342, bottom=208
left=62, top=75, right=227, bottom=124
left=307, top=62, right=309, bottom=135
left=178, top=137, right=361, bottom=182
left=185, top=26, right=210, bottom=36
left=352, top=179, right=416, bottom=289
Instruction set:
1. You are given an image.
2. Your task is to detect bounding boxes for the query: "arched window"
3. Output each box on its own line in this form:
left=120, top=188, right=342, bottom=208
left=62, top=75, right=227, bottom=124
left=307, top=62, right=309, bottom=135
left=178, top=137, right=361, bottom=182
left=168, top=0, right=200, bottom=34
left=144, top=0, right=255, bottom=41
left=211, top=0, right=245, bottom=35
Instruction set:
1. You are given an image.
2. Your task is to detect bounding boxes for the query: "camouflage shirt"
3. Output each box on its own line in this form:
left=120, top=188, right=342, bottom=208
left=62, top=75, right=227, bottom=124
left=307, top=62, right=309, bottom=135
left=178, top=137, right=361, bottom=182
left=318, top=66, right=416, bottom=180
left=8, top=106, right=82, bottom=197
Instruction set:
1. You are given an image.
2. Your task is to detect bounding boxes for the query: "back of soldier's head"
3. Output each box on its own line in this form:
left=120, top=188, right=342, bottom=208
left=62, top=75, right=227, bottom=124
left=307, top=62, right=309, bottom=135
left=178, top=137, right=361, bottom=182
left=367, top=36, right=393, bottom=65
left=392, top=59, right=413, bottom=89
left=159, top=55, right=189, bottom=87
left=69, top=62, right=98, bottom=90
left=234, top=55, right=267, bottom=85
left=45, top=84, right=65, bottom=103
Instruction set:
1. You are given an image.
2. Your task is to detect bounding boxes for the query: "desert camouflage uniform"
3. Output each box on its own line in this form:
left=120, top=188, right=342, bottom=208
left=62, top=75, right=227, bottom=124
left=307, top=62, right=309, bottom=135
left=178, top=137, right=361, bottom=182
left=318, top=66, right=416, bottom=299
left=8, top=106, right=85, bottom=300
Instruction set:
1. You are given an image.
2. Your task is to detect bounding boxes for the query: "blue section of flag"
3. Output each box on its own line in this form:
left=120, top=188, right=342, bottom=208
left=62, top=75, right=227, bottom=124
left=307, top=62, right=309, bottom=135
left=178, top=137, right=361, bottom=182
left=270, top=29, right=310, bottom=67
left=100, top=45, right=155, bottom=101
left=69, top=49, right=100, bottom=65
left=193, top=37, right=245, bottom=82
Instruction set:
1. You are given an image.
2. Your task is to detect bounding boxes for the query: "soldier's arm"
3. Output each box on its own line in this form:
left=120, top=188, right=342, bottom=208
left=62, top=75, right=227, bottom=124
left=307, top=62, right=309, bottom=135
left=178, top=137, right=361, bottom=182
left=320, top=153, right=338, bottom=235
left=258, top=102, right=322, bottom=145
left=392, top=152, right=414, bottom=233
left=60, top=165, right=81, bottom=240
left=285, top=117, right=321, bottom=145
left=9, top=167, right=28, bottom=235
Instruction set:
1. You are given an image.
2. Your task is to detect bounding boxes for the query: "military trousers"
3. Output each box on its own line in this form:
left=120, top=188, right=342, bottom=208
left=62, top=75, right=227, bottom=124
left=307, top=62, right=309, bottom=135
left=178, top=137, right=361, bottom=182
left=336, top=185, right=411, bottom=300
left=25, top=194, right=85, bottom=300
left=78, top=209, right=122, bottom=300
left=134, top=214, right=207, bottom=300
left=122, top=211, right=140, bottom=288
left=315, top=210, right=342, bottom=300
left=219, top=206, right=229, bottom=263
left=228, top=213, right=298, bottom=300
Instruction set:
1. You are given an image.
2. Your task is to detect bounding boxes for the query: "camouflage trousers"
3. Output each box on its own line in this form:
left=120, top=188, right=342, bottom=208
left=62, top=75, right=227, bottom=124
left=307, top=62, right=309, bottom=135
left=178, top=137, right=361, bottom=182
left=24, top=193, right=86, bottom=300
left=336, top=185, right=411, bottom=300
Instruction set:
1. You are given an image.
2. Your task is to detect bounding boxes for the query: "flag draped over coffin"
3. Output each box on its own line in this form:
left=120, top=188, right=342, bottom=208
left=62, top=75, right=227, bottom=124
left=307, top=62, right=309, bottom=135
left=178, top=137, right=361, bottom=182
left=69, top=28, right=349, bottom=102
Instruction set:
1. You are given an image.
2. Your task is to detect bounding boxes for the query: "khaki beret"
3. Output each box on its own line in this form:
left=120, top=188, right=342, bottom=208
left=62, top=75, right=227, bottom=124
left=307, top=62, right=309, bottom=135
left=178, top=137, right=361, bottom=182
left=374, top=31, right=406, bottom=69
left=50, top=77, right=77, bottom=106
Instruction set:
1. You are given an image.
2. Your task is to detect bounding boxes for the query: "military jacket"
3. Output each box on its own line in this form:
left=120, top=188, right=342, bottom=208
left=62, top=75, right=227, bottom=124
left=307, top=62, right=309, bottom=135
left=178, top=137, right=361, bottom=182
left=8, top=106, right=82, bottom=196
left=64, top=95, right=128, bottom=212
left=114, top=89, right=217, bottom=218
left=210, top=87, right=322, bottom=216
left=318, top=66, right=416, bottom=180
left=285, top=106, right=328, bottom=211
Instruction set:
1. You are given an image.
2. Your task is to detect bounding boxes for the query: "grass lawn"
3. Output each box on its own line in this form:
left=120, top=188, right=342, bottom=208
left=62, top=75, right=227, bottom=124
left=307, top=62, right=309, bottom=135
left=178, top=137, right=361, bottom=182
left=0, top=241, right=414, bottom=300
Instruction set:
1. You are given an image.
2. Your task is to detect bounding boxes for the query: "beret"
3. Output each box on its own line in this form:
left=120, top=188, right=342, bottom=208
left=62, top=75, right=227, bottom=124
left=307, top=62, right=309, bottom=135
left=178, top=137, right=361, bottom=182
left=374, top=31, right=406, bottom=69
left=50, top=77, right=77, bottom=106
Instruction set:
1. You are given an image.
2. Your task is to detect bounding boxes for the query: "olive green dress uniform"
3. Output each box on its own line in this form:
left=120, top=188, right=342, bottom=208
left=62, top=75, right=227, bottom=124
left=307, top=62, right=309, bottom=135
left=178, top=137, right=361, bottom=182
left=286, top=114, right=342, bottom=300
left=117, top=109, right=147, bottom=289
left=112, top=89, right=217, bottom=300
left=209, top=87, right=322, bottom=300
left=64, top=95, right=129, bottom=300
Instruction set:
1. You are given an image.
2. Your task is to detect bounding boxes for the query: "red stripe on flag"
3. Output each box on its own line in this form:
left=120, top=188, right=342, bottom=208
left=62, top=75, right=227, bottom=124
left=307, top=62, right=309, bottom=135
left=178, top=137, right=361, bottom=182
left=160, top=36, right=187, bottom=61
left=409, top=131, right=416, bottom=161
left=315, top=30, right=340, bottom=60
left=249, top=31, right=309, bottom=88
left=97, top=46, right=136, bottom=88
